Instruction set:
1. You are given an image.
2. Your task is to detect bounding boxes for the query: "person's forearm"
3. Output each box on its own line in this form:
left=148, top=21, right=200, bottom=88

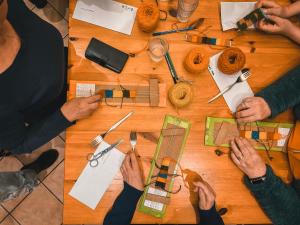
left=245, top=165, right=300, bottom=225
left=255, top=65, right=300, bottom=118
left=9, top=109, right=73, bottom=154
left=285, top=24, right=300, bottom=45
left=103, top=182, right=143, bottom=225
left=286, top=1, right=300, bottom=17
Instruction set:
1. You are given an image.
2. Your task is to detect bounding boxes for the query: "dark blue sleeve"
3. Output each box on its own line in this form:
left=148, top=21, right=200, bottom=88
left=103, top=182, right=143, bottom=225
left=198, top=204, right=225, bottom=225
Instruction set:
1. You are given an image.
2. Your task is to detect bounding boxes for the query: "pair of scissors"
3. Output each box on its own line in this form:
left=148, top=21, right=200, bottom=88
left=87, top=139, right=123, bottom=167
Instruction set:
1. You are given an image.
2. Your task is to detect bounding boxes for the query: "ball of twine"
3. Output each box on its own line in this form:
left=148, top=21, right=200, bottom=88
left=184, top=47, right=209, bottom=74
left=137, top=3, right=160, bottom=33
left=218, top=47, right=246, bottom=75
left=168, top=82, right=193, bottom=108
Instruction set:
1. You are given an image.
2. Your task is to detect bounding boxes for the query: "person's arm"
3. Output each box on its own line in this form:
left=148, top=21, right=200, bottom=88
left=285, top=1, right=300, bottom=17
left=103, top=182, right=143, bottom=225
left=245, top=165, right=300, bottom=225
left=255, top=65, right=300, bottom=117
left=198, top=205, right=225, bottom=225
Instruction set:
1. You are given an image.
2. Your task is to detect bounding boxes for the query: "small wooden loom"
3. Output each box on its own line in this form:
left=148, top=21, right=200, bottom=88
left=138, top=115, right=191, bottom=218
left=69, top=78, right=167, bottom=107
left=205, top=117, right=294, bottom=152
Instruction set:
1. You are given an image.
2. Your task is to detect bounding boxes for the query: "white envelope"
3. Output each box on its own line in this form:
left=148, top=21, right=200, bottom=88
left=73, top=0, right=137, bottom=35
left=221, top=2, right=256, bottom=31
left=208, top=52, right=254, bottom=112
left=69, top=141, right=125, bottom=210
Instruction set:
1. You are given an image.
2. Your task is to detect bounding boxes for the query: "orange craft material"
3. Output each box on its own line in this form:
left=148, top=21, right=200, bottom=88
left=217, top=47, right=246, bottom=75
left=184, top=47, right=209, bottom=74
left=137, top=3, right=160, bottom=33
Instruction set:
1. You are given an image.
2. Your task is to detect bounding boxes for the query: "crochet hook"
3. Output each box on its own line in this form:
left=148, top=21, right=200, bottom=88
left=165, top=52, right=179, bottom=84
left=152, top=18, right=204, bottom=36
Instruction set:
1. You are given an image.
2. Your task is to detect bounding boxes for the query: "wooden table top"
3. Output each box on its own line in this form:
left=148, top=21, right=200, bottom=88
left=63, top=0, right=300, bottom=224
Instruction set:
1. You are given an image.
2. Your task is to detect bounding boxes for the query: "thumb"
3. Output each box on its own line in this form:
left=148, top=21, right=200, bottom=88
left=86, top=95, right=101, bottom=104
left=267, top=15, right=283, bottom=24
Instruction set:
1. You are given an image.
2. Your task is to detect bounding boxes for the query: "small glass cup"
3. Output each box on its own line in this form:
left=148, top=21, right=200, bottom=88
left=148, top=38, right=169, bottom=62
left=177, top=0, right=200, bottom=22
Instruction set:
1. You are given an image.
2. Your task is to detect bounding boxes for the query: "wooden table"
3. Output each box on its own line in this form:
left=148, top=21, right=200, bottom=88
left=63, top=0, right=300, bottom=224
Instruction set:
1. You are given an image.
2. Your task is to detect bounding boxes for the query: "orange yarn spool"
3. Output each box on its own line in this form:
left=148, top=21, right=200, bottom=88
left=217, top=47, right=246, bottom=75
left=184, top=48, right=209, bottom=74
left=137, top=3, right=160, bottom=33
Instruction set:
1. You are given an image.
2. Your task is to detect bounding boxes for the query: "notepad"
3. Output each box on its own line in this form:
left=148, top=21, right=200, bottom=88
left=69, top=141, right=125, bottom=210
left=208, top=52, right=254, bottom=112
left=73, top=0, right=137, bottom=35
left=221, top=2, right=256, bottom=31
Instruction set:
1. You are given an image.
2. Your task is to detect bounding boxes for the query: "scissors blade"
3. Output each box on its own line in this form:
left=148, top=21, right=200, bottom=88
left=98, top=139, right=124, bottom=157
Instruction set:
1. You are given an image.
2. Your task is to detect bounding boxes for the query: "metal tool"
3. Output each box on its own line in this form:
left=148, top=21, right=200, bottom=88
left=130, top=131, right=137, bottom=151
left=165, top=52, right=179, bottom=84
left=90, top=111, right=134, bottom=148
left=152, top=18, right=204, bottom=36
left=208, top=68, right=251, bottom=104
left=87, top=139, right=123, bottom=167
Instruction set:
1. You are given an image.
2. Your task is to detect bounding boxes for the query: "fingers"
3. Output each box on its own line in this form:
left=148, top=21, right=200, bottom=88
left=256, top=0, right=279, bottom=9
left=230, top=139, right=243, bottom=160
left=129, top=151, right=139, bottom=170
left=86, top=95, right=101, bottom=104
left=240, top=137, right=256, bottom=154
left=120, top=164, right=128, bottom=180
left=198, top=187, right=207, bottom=205
left=237, top=115, right=258, bottom=123
left=231, top=151, right=241, bottom=165
left=236, top=108, right=255, bottom=119
left=235, top=137, right=250, bottom=157
left=123, top=154, right=132, bottom=170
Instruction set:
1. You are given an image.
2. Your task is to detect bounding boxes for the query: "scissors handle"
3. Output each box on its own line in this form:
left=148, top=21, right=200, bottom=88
left=89, top=159, right=98, bottom=167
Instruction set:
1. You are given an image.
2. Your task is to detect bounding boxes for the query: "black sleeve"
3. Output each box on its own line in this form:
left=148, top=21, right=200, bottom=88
left=255, top=65, right=300, bottom=118
left=7, top=110, right=73, bottom=154
left=198, top=204, right=225, bottom=225
left=103, top=182, right=143, bottom=225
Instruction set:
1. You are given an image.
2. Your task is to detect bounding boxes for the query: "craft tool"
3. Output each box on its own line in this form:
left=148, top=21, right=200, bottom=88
left=130, top=131, right=137, bottom=152
left=87, top=139, right=123, bottom=167
left=138, top=115, right=191, bottom=218
left=208, top=68, right=250, bottom=103
left=90, top=111, right=134, bottom=148
left=152, top=18, right=204, bottom=36
left=165, top=52, right=179, bottom=84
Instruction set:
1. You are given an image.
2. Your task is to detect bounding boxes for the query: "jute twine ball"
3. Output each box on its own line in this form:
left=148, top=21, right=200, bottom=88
left=168, top=82, right=193, bottom=108
left=137, top=3, right=160, bottom=33
left=184, top=47, right=209, bottom=74
left=217, top=47, right=246, bottom=75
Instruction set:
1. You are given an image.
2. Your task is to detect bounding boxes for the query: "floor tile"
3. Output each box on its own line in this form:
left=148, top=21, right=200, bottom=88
left=16, top=136, right=65, bottom=181
left=23, top=0, right=35, bottom=10
left=12, top=185, right=63, bottom=225
left=0, top=157, right=29, bottom=212
left=32, top=4, right=68, bottom=38
left=0, top=215, right=20, bottom=225
left=0, top=206, right=8, bottom=223
left=48, top=0, right=69, bottom=21
left=43, top=162, right=64, bottom=202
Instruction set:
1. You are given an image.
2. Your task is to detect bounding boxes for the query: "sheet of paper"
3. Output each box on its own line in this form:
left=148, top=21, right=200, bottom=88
left=73, top=0, right=137, bottom=35
left=221, top=2, right=256, bottom=31
left=208, top=52, right=254, bottom=113
left=69, top=141, right=125, bottom=210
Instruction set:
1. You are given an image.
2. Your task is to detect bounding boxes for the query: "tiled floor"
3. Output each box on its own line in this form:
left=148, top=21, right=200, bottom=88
left=0, top=1, right=68, bottom=225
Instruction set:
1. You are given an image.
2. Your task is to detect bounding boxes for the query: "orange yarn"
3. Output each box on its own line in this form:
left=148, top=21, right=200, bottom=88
left=137, top=3, right=160, bottom=33
left=217, top=47, right=246, bottom=75
left=184, top=48, right=209, bottom=74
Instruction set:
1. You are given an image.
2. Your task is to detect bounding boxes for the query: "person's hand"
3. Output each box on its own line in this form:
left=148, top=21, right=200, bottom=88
left=121, top=152, right=144, bottom=191
left=230, top=137, right=267, bottom=179
left=193, top=181, right=216, bottom=210
left=257, top=15, right=294, bottom=36
left=255, top=0, right=290, bottom=18
left=61, top=95, right=101, bottom=122
left=235, top=97, right=271, bottom=123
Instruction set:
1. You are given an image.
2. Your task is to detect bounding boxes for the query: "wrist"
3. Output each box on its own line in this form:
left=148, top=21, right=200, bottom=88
left=60, top=105, right=76, bottom=122
left=247, top=165, right=267, bottom=179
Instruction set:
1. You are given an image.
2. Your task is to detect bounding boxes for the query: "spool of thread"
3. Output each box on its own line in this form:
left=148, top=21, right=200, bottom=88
left=168, top=82, right=193, bottom=108
left=217, top=47, right=246, bottom=75
left=184, top=48, right=209, bottom=74
left=137, top=3, right=160, bottom=33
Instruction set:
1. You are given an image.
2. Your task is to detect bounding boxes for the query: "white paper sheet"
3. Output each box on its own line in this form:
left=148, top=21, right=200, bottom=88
left=73, top=0, right=137, bottom=35
left=221, top=2, right=256, bottom=31
left=69, top=141, right=125, bottom=210
left=208, top=52, right=254, bottom=113
left=76, top=83, right=96, bottom=97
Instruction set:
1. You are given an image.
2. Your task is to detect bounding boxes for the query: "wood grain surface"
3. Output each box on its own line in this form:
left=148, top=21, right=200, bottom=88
left=63, top=0, right=300, bottom=224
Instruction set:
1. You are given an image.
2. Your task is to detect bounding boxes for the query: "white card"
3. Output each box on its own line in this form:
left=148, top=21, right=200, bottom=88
left=221, top=2, right=256, bottom=31
left=73, top=0, right=137, bottom=35
left=69, top=141, right=125, bottom=210
left=208, top=52, right=254, bottom=113
left=76, top=83, right=96, bottom=97
left=144, top=200, right=164, bottom=211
